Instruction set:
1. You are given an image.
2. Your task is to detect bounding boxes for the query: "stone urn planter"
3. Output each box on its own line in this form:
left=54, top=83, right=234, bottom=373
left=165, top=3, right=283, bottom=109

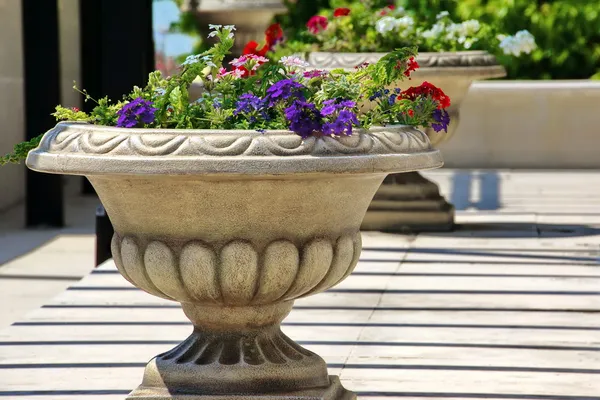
left=26, top=122, right=442, bottom=400
left=308, top=51, right=506, bottom=232
left=181, top=0, right=286, bottom=56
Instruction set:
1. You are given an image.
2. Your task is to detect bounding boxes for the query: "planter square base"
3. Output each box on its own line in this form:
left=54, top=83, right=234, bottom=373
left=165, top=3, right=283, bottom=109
left=361, top=172, right=455, bottom=233
left=126, top=376, right=355, bottom=400
left=362, top=201, right=455, bottom=232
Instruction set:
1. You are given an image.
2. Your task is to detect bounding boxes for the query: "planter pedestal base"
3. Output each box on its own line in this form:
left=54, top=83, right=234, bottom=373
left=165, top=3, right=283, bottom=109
left=126, top=303, right=356, bottom=400
left=127, top=376, right=354, bottom=400
left=362, top=172, right=455, bottom=232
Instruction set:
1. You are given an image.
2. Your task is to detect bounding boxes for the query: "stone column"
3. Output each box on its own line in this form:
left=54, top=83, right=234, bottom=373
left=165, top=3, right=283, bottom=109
left=0, top=0, right=25, bottom=212
left=181, top=0, right=286, bottom=56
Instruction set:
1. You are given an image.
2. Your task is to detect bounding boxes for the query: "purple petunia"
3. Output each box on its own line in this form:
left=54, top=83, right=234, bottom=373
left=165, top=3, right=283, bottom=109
left=116, top=98, right=157, bottom=128
left=323, top=109, right=359, bottom=136
left=234, top=93, right=269, bottom=124
left=265, top=79, right=306, bottom=106
left=234, top=93, right=266, bottom=115
left=431, top=108, right=451, bottom=133
left=320, top=99, right=359, bottom=137
left=284, top=100, right=323, bottom=138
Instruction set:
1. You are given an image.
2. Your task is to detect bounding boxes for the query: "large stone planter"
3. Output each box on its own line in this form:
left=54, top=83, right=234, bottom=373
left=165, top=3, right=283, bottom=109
left=26, top=122, right=442, bottom=400
left=181, top=0, right=286, bottom=56
left=308, top=51, right=506, bottom=232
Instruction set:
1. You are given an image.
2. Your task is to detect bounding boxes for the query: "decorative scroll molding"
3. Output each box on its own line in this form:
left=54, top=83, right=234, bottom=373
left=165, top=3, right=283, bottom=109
left=37, top=123, right=433, bottom=158
left=308, top=51, right=503, bottom=70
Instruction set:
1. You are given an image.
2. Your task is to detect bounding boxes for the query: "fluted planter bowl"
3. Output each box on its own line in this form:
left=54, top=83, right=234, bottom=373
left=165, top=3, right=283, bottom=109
left=26, top=122, right=442, bottom=400
left=308, top=51, right=506, bottom=145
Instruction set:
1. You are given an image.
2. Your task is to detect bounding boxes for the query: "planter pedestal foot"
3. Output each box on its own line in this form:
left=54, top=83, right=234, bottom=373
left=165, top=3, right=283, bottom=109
left=362, top=172, right=455, bottom=232
left=127, top=376, right=353, bottom=400
left=126, top=303, right=355, bottom=400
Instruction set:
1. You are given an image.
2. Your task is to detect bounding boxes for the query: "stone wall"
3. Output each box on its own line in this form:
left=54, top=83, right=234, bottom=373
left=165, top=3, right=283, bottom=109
left=440, top=81, right=600, bottom=169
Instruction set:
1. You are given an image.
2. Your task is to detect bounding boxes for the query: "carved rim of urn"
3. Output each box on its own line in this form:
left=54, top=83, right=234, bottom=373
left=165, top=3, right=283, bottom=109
left=26, top=122, right=443, bottom=176
left=307, top=50, right=507, bottom=78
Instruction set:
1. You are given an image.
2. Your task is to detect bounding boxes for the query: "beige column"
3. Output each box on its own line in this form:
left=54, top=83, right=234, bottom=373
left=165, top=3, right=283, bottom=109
left=58, top=0, right=81, bottom=109
left=0, top=0, right=25, bottom=212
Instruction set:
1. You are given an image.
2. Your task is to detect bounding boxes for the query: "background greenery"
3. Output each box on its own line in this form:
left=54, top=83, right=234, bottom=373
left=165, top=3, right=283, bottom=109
left=162, top=0, right=600, bottom=79
left=280, top=0, right=600, bottom=80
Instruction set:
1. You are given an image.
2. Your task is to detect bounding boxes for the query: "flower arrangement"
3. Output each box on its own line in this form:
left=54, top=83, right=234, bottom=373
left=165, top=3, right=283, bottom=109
left=1, top=25, right=451, bottom=165
left=274, top=1, right=536, bottom=57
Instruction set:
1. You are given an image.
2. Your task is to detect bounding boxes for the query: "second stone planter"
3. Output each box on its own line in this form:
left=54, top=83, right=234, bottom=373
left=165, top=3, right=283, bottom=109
left=308, top=51, right=506, bottom=232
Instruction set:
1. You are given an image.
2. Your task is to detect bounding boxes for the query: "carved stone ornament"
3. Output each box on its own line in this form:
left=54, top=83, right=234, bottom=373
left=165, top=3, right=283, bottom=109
left=26, top=122, right=442, bottom=400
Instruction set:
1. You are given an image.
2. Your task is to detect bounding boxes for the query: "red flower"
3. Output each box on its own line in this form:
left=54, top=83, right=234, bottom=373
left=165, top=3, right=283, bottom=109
left=333, top=7, right=351, bottom=17
left=265, top=23, right=283, bottom=48
left=379, top=4, right=396, bottom=16
left=408, top=109, right=415, bottom=117
left=400, top=81, right=451, bottom=109
left=71, top=107, right=80, bottom=112
left=404, top=57, right=420, bottom=77
left=243, top=40, right=269, bottom=57
left=307, top=15, right=328, bottom=34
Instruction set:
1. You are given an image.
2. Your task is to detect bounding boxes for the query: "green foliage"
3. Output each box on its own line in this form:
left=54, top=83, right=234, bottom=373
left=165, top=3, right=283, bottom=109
left=278, top=0, right=600, bottom=79
left=1, top=25, right=452, bottom=165
left=275, top=0, right=331, bottom=41
left=275, top=1, right=525, bottom=59
left=0, top=135, right=43, bottom=166
left=450, top=0, right=600, bottom=79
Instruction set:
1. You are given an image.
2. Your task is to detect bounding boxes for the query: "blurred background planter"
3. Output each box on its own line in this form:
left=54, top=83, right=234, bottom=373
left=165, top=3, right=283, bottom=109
left=308, top=50, right=506, bottom=232
left=179, top=0, right=285, bottom=56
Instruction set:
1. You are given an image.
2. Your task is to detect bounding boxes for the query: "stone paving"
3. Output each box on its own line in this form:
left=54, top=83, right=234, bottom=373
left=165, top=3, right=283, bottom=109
left=0, top=170, right=599, bottom=399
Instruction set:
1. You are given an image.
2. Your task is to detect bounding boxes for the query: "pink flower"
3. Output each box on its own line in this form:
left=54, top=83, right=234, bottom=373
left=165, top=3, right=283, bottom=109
left=307, top=15, right=328, bottom=34
left=303, top=70, right=328, bottom=78
left=280, top=56, right=310, bottom=68
left=230, top=54, right=269, bottom=70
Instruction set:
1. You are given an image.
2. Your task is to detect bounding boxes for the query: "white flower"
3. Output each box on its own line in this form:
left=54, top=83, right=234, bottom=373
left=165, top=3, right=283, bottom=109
left=515, top=30, right=537, bottom=53
left=154, top=88, right=166, bottom=96
left=376, top=16, right=398, bottom=35
left=396, top=16, right=415, bottom=30
left=422, top=22, right=444, bottom=39
left=207, top=31, right=219, bottom=38
left=224, top=25, right=236, bottom=31
left=182, top=54, right=202, bottom=65
left=436, top=11, right=450, bottom=20
left=458, top=19, right=481, bottom=36
left=280, top=56, right=310, bottom=69
left=208, top=24, right=222, bottom=30
left=376, top=16, right=414, bottom=35
left=499, top=30, right=537, bottom=56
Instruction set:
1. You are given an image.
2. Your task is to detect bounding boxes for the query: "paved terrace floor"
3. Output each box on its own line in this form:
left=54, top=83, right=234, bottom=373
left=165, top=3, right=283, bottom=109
left=0, top=170, right=599, bottom=399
